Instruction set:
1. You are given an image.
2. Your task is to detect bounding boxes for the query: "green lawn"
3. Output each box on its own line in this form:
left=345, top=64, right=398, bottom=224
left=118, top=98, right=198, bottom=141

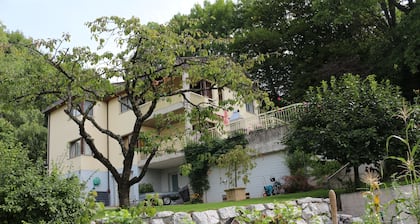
left=156, top=189, right=332, bottom=213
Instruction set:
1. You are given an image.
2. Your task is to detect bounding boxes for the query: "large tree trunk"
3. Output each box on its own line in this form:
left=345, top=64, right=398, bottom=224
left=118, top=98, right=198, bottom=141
left=118, top=181, right=131, bottom=208
left=353, top=164, right=361, bottom=189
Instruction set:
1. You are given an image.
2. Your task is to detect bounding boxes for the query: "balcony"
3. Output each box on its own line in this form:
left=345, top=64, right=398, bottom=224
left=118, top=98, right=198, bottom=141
left=228, top=103, right=304, bottom=134
left=139, top=99, right=304, bottom=169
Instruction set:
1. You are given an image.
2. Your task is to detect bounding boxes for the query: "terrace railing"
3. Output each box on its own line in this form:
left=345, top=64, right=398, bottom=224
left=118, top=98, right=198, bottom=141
left=228, top=103, right=305, bottom=134
left=183, top=103, right=305, bottom=145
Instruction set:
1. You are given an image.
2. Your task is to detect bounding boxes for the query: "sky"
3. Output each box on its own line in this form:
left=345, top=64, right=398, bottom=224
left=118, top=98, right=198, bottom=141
left=0, top=0, right=210, bottom=48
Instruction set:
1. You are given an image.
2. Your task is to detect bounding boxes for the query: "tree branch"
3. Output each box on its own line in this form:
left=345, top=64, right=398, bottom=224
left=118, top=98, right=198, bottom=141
left=129, top=147, right=158, bottom=185
left=85, top=113, right=126, bottom=155
left=390, top=0, right=411, bottom=14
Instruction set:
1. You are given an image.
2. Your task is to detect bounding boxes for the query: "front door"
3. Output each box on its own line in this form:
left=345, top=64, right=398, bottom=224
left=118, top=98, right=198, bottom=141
left=170, top=174, right=179, bottom=192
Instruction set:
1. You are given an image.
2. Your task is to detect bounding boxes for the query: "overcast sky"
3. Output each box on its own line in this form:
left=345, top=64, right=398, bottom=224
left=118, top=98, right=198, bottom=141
left=0, top=0, right=210, bottom=48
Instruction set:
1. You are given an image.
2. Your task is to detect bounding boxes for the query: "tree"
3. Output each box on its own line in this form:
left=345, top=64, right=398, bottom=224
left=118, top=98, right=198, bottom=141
left=370, top=2, right=420, bottom=100
left=182, top=134, right=248, bottom=202
left=0, top=107, right=47, bottom=162
left=0, top=118, right=89, bottom=223
left=0, top=26, right=49, bottom=162
left=179, top=0, right=419, bottom=103
left=285, top=74, right=404, bottom=188
left=216, top=145, right=256, bottom=188
left=0, top=24, right=54, bottom=110
left=19, top=17, right=265, bottom=207
left=169, top=0, right=239, bottom=39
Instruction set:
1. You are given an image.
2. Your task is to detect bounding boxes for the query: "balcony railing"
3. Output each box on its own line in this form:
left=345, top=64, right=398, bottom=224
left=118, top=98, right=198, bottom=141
left=142, top=103, right=305, bottom=167
left=228, top=103, right=304, bottom=134
left=172, top=103, right=305, bottom=147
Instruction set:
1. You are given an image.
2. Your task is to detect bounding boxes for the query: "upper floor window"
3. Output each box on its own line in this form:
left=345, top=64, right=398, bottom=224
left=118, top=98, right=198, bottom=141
left=218, top=88, right=223, bottom=103
left=71, top=101, right=94, bottom=117
left=193, top=80, right=213, bottom=99
left=246, top=102, right=255, bottom=114
left=69, top=138, right=92, bottom=159
left=120, top=96, right=132, bottom=113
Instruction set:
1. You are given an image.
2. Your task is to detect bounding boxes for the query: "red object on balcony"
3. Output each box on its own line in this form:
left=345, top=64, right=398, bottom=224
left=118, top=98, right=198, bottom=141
left=223, top=110, right=229, bottom=125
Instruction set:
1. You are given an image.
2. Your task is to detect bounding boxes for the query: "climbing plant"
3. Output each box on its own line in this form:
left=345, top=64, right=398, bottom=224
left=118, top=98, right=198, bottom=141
left=181, top=134, right=247, bottom=202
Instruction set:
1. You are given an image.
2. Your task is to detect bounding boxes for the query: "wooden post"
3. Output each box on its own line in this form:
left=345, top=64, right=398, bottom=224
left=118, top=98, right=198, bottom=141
left=329, top=189, right=338, bottom=224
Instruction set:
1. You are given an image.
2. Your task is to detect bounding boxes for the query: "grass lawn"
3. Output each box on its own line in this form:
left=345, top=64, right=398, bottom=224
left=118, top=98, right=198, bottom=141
left=155, top=189, right=332, bottom=213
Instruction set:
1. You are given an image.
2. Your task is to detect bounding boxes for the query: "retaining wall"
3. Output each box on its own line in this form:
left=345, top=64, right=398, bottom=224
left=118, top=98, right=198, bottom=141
left=127, top=197, right=361, bottom=224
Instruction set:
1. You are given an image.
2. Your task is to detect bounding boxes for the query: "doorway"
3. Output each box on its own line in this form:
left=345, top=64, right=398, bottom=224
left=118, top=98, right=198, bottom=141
left=170, top=173, right=179, bottom=192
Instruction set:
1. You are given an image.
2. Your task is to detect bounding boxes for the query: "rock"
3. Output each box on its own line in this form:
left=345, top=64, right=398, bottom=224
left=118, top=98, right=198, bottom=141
left=218, top=206, right=237, bottom=220
left=350, top=217, right=363, bottom=224
left=264, top=203, right=275, bottom=210
left=155, top=211, right=174, bottom=218
left=295, top=218, right=307, bottom=224
left=302, top=206, right=315, bottom=220
left=297, top=197, right=323, bottom=204
left=247, top=204, right=266, bottom=211
left=309, top=202, right=330, bottom=215
left=338, top=214, right=353, bottom=224
left=173, top=212, right=192, bottom=224
left=192, top=210, right=219, bottom=224
left=263, top=209, right=275, bottom=218
left=150, top=219, right=165, bottom=224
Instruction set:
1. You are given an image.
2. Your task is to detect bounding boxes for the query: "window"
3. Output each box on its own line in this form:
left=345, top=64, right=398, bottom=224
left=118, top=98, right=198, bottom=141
left=84, top=101, right=94, bottom=116
left=246, top=102, right=255, bottom=114
left=69, top=139, right=92, bottom=159
left=70, top=101, right=94, bottom=117
left=120, top=96, right=132, bottom=113
left=218, top=88, right=223, bottom=103
left=193, top=80, right=213, bottom=99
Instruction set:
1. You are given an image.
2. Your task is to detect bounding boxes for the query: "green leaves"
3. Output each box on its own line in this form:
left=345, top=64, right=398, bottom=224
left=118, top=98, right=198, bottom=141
left=183, top=134, right=248, bottom=196
left=0, top=140, right=89, bottom=223
left=286, top=74, right=404, bottom=182
left=216, top=145, right=256, bottom=187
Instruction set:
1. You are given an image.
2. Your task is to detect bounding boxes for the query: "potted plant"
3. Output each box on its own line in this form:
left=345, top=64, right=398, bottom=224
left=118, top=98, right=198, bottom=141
left=216, top=145, right=256, bottom=201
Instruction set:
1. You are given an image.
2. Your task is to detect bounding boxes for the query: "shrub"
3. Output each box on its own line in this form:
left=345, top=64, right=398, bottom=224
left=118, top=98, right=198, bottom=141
left=139, top=183, right=154, bottom=194
left=0, top=141, right=90, bottom=223
left=282, top=175, right=314, bottom=193
left=286, top=149, right=311, bottom=176
left=100, top=194, right=162, bottom=223
left=310, top=159, right=342, bottom=185
left=181, top=134, right=248, bottom=200
left=235, top=202, right=305, bottom=223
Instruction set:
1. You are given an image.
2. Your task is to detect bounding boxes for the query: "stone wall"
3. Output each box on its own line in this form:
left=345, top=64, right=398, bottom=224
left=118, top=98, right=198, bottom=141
left=135, top=197, right=361, bottom=224
left=340, top=185, right=418, bottom=223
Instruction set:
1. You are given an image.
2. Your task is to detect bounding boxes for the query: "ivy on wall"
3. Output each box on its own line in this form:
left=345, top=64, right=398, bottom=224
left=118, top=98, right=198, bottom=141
left=181, top=134, right=247, bottom=202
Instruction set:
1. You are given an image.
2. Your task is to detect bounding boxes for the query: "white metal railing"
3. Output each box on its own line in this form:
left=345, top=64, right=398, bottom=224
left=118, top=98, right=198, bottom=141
left=228, top=103, right=305, bottom=134
left=181, top=103, right=305, bottom=145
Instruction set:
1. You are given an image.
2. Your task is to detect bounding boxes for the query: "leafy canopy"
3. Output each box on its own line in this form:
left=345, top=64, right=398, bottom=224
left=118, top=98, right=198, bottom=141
left=0, top=127, right=88, bottom=223
left=285, top=74, right=404, bottom=185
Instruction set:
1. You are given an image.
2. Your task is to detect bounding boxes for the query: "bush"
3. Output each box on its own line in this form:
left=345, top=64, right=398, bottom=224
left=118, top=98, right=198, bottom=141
left=139, top=183, right=154, bottom=194
left=182, top=134, right=248, bottom=200
left=310, top=159, right=342, bottom=185
left=286, top=149, right=311, bottom=176
left=0, top=141, right=90, bottom=223
left=282, top=175, right=314, bottom=193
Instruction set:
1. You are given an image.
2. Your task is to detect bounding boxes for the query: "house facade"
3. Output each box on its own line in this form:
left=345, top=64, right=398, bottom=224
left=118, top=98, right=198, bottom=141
left=44, top=75, right=265, bottom=206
